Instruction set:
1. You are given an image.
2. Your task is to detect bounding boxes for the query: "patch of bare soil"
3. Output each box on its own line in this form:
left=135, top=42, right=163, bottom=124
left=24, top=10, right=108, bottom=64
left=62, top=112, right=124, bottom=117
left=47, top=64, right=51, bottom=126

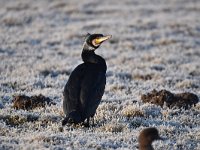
left=141, top=89, right=199, bottom=109
left=13, top=94, right=55, bottom=110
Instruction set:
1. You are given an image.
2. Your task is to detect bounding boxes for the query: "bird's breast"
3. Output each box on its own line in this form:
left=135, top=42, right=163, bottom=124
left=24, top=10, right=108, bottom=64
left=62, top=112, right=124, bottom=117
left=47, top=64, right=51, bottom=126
left=85, top=62, right=107, bottom=73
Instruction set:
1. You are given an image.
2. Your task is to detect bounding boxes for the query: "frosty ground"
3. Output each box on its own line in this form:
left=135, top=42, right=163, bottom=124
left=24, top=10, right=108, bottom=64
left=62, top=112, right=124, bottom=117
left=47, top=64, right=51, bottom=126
left=0, top=0, right=200, bottom=149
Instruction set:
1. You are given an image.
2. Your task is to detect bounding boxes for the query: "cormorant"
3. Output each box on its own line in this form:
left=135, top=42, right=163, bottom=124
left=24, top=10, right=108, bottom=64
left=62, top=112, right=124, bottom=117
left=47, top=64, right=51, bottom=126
left=138, top=127, right=164, bottom=150
left=62, top=33, right=111, bottom=127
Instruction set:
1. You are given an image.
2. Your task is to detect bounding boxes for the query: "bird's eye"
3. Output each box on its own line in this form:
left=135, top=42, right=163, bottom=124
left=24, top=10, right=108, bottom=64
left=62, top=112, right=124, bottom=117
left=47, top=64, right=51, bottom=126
left=92, top=38, right=100, bottom=46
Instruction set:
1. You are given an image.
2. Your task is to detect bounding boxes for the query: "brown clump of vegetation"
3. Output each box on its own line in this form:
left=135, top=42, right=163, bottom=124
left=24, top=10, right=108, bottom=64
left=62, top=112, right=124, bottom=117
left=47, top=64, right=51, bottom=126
left=171, top=93, right=199, bottom=109
left=4, top=115, right=27, bottom=126
left=13, top=94, right=55, bottom=110
left=122, top=105, right=144, bottom=118
left=103, top=123, right=124, bottom=132
left=141, top=89, right=199, bottom=109
left=134, top=74, right=153, bottom=81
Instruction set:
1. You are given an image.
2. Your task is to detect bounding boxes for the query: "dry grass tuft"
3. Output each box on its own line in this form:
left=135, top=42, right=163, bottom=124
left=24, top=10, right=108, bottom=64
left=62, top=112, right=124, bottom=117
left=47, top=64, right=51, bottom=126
left=154, top=39, right=177, bottom=46
left=4, top=115, right=27, bottom=126
left=133, top=74, right=153, bottom=81
left=109, top=84, right=126, bottom=92
left=175, top=80, right=199, bottom=89
left=2, top=16, right=32, bottom=26
left=102, top=123, right=124, bottom=133
left=121, top=105, right=144, bottom=118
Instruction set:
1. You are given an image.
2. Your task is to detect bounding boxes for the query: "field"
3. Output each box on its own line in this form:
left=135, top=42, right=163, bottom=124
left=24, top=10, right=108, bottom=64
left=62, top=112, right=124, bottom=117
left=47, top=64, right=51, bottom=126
left=0, top=0, right=200, bottom=149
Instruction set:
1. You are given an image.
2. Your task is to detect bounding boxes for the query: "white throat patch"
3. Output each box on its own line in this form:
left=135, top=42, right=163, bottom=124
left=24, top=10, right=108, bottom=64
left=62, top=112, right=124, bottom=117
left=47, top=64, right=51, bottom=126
left=83, top=42, right=96, bottom=51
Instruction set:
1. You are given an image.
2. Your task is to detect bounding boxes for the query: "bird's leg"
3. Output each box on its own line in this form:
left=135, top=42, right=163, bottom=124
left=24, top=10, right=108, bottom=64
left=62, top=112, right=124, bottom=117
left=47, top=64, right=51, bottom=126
left=62, top=116, right=69, bottom=126
left=91, top=117, right=95, bottom=127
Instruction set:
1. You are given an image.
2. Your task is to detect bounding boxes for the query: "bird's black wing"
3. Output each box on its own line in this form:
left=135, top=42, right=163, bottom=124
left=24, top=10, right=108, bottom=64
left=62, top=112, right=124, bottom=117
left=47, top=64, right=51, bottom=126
left=79, top=67, right=106, bottom=119
left=63, top=63, right=85, bottom=115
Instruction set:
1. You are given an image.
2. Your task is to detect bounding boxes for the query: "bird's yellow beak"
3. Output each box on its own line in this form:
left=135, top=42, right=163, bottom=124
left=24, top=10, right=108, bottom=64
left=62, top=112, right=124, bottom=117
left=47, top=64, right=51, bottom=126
left=95, top=35, right=112, bottom=44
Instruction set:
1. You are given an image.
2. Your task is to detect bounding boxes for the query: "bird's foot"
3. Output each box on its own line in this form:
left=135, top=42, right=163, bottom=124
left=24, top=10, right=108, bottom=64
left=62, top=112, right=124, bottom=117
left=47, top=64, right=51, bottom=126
left=83, top=122, right=90, bottom=128
left=62, top=117, right=69, bottom=126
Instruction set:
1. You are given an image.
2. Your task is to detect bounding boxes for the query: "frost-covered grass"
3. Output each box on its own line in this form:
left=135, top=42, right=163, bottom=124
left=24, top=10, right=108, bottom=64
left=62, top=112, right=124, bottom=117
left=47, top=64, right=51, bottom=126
left=0, top=0, right=200, bottom=149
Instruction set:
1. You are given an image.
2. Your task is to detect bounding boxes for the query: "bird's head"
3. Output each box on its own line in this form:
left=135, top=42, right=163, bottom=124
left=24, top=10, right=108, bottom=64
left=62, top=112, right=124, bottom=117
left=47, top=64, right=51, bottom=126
left=83, top=33, right=112, bottom=51
left=139, top=127, right=164, bottom=147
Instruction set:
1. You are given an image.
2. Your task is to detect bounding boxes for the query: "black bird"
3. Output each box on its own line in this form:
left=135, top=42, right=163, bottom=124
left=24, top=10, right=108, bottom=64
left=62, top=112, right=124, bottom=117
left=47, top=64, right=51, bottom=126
left=138, top=127, right=164, bottom=150
left=62, top=33, right=111, bottom=127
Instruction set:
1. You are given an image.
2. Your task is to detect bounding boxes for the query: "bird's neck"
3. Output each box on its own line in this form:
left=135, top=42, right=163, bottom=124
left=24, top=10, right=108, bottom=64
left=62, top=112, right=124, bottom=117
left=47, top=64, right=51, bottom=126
left=81, top=50, right=107, bottom=72
left=81, top=50, right=103, bottom=64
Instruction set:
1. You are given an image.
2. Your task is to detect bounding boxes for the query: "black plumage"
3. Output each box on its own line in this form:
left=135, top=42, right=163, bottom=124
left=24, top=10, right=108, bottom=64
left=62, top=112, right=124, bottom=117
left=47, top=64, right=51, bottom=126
left=62, top=33, right=111, bottom=126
